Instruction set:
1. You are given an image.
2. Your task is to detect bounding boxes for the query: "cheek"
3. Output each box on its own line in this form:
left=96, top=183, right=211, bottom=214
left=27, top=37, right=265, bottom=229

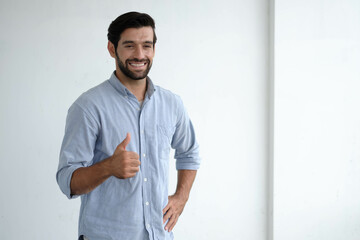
left=118, top=55, right=129, bottom=64
left=147, top=52, right=155, bottom=61
left=117, top=49, right=131, bottom=59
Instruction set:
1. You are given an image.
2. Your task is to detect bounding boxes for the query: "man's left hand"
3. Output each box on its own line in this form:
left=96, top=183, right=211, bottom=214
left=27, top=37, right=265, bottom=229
left=162, top=194, right=188, bottom=232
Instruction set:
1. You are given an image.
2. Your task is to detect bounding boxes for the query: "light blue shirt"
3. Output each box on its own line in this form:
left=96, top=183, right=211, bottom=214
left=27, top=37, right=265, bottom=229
left=56, top=72, right=200, bottom=240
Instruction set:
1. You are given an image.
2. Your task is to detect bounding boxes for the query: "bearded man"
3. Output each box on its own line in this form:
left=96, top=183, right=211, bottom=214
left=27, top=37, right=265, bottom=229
left=56, top=12, right=200, bottom=240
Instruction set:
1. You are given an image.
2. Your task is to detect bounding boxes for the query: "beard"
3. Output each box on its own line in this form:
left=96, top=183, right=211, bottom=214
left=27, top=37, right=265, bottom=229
left=115, top=52, right=152, bottom=80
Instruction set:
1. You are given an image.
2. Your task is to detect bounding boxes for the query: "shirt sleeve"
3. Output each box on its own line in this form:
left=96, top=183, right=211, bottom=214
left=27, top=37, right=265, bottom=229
left=56, top=102, right=99, bottom=199
left=171, top=97, right=201, bottom=170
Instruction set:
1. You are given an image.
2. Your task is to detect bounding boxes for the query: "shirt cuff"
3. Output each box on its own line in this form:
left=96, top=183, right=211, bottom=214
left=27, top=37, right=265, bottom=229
left=176, top=157, right=201, bottom=170
left=56, top=165, right=82, bottom=199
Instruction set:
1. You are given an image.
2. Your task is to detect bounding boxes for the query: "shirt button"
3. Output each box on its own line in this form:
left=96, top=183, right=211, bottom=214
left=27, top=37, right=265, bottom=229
left=145, top=201, right=149, bottom=206
left=143, top=153, right=146, bottom=157
left=144, top=178, right=148, bottom=182
left=147, top=224, right=150, bottom=228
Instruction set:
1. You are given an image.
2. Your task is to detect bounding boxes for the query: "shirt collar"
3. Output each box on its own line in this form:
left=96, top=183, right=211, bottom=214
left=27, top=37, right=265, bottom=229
left=108, top=71, right=156, bottom=99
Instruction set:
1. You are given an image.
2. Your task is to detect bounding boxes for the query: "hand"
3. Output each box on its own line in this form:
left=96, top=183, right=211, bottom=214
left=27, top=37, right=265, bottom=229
left=162, top=193, right=188, bottom=232
left=109, top=133, right=140, bottom=179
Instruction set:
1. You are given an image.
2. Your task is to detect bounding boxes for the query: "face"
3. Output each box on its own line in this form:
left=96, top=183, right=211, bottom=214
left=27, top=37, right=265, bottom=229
left=113, top=27, right=155, bottom=81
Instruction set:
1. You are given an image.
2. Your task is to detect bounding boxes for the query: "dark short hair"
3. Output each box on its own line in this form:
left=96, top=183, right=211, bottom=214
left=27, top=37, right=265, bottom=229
left=107, top=12, right=157, bottom=50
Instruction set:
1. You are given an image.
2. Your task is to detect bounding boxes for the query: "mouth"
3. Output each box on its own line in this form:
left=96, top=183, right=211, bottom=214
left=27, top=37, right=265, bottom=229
left=129, top=62, right=147, bottom=68
left=127, top=59, right=149, bottom=70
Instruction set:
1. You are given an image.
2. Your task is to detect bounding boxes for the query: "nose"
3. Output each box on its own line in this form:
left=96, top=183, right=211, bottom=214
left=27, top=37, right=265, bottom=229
left=133, top=46, right=145, bottom=60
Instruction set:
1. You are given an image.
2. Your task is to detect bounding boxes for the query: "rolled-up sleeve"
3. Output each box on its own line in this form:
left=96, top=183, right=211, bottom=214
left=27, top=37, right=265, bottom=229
left=171, top=97, right=201, bottom=170
left=56, top=102, right=99, bottom=199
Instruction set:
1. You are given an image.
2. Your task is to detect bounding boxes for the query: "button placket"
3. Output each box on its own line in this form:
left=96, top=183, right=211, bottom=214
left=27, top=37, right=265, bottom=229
left=139, top=104, right=152, bottom=234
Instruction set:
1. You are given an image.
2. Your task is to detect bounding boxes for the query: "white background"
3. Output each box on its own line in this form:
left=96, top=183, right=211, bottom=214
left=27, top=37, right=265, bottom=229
left=273, top=0, right=360, bottom=240
left=0, top=0, right=359, bottom=240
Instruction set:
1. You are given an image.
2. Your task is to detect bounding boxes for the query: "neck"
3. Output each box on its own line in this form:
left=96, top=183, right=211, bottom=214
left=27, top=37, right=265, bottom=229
left=115, top=69, right=147, bottom=102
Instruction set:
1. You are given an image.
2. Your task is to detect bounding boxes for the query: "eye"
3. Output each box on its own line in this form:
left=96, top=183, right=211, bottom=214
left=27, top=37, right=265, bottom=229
left=144, top=45, right=152, bottom=48
left=125, top=45, right=133, bottom=48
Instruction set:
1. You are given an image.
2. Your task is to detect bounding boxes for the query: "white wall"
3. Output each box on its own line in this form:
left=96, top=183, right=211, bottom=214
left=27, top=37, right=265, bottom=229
left=273, top=0, right=360, bottom=239
left=0, top=1, right=269, bottom=239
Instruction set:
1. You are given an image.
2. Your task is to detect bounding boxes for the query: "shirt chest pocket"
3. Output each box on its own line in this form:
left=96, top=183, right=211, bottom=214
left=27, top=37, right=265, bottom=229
left=157, top=124, right=175, bottom=160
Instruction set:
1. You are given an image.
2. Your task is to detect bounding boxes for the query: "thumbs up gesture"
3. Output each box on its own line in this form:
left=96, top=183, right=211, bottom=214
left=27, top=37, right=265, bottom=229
left=109, top=133, right=141, bottom=179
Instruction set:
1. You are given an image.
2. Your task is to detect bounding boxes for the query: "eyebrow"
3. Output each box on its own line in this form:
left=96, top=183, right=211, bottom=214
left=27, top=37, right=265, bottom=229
left=121, top=40, right=154, bottom=45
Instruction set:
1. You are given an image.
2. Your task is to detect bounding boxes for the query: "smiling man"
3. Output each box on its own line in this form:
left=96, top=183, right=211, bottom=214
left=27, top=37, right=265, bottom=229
left=56, top=12, right=200, bottom=240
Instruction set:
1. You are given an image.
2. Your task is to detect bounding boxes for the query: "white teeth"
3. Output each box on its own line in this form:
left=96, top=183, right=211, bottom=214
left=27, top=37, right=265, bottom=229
left=130, top=63, right=145, bottom=67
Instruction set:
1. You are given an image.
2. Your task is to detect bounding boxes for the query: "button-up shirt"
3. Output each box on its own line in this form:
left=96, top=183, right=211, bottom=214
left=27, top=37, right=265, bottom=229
left=56, top=72, right=200, bottom=240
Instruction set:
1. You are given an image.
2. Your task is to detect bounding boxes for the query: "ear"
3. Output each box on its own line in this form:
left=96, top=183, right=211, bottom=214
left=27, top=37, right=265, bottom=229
left=107, top=41, right=116, bottom=58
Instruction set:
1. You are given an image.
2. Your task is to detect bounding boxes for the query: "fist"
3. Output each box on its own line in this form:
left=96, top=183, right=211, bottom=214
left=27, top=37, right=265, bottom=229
left=109, top=133, right=140, bottom=179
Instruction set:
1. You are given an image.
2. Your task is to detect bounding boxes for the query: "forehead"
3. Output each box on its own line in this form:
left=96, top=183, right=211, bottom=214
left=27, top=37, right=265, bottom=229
left=119, top=27, right=154, bottom=43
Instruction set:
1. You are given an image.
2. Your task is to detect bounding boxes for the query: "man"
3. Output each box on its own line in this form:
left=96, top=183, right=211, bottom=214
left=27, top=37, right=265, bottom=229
left=56, top=12, right=200, bottom=240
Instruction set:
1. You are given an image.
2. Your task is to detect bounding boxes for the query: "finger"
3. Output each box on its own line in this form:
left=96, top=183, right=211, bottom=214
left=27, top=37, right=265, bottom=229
left=165, top=214, right=177, bottom=232
left=123, top=167, right=140, bottom=178
left=125, top=167, right=140, bottom=173
left=128, top=159, right=141, bottom=167
left=127, top=152, right=140, bottom=160
left=134, top=160, right=141, bottom=167
left=122, top=173, right=136, bottom=179
left=132, top=166, right=140, bottom=173
left=163, top=201, right=171, bottom=215
left=118, top=133, right=131, bottom=151
left=168, top=215, right=178, bottom=232
left=163, top=208, right=172, bottom=224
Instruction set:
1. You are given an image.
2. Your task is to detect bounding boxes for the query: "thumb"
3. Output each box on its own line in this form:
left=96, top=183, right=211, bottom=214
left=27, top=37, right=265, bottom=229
left=118, top=133, right=131, bottom=151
